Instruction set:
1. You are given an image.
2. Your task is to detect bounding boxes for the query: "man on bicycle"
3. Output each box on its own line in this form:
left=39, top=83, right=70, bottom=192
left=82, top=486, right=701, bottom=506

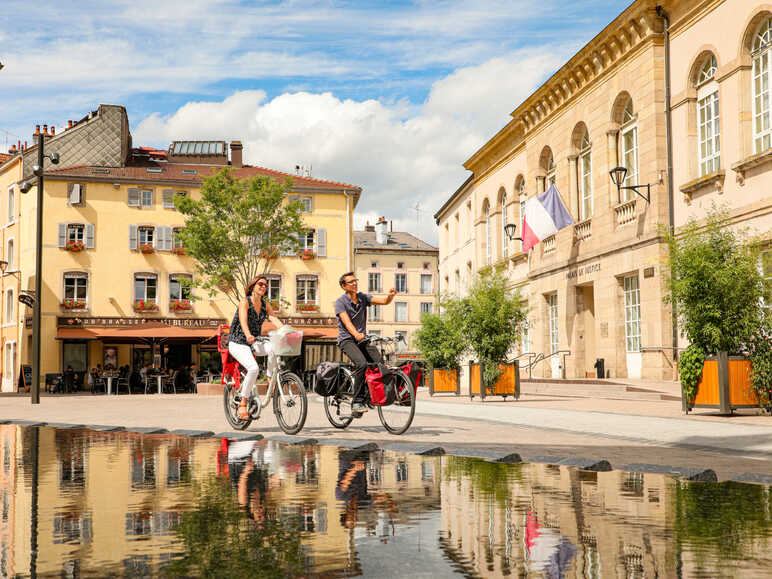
left=335, top=272, right=397, bottom=413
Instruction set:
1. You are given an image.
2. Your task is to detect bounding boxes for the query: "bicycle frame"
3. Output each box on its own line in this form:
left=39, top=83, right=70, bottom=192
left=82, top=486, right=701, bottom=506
left=227, top=342, right=293, bottom=420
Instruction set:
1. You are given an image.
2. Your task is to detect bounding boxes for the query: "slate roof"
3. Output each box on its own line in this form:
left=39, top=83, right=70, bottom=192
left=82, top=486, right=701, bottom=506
left=354, top=231, right=438, bottom=253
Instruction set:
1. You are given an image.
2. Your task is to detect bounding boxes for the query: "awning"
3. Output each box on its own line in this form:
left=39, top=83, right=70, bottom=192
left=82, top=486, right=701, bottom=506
left=57, top=322, right=218, bottom=342
left=261, top=323, right=337, bottom=340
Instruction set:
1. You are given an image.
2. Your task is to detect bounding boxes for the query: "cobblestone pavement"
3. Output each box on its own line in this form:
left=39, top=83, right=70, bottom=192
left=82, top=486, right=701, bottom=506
left=0, top=388, right=770, bottom=481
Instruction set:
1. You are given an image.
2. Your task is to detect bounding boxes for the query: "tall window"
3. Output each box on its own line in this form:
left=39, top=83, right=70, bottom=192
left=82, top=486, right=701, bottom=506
left=545, top=151, right=556, bottom=187
left=395, top=273, right=407, bottom=293
left=521, top=319, right=530, bottom=353
left=753, top=18, right=772, bottom=152
left=5, top=290, right=13, bottom=322
left=6, top=186, right=13, bottom=224
left=620, top=99, right=638, bottom=201
left=172, top=228, right=184, bottom=251
left=624, top=276, right=642, bottom=352
left=67, top=224, right=85, bottom=244
left=500, top=192, right=508, bottom=258
left=169, top=274, right=191, bottom=301
left=300, top=230, right=315, bottom=251
left=420, top=302, right=432, bottom=316
left=394, top=302, right=408, bottom=322
left=134, top=274, right=157, bottom=302
left=64, top=272, right=88, bottom=303
left=548, top=294, right=558, bottom=354
left=518, top=180, right=527, bottom=252
left=266, top=275, right=281, bottom=302
left=5, top=240, right=12, bottom=271
left=697, top=56, right=720, bottom=176
left=420, top=274, right=432, bottom=294
left=296, top=276, right=317, bottom=305
left=368, top=304, right=382, bottom=321
left=138, top=227, right=154, bottom=246
left=579, top=130, right=593, bottom=220
left=368, top=273, right=382, bottom=293
left=484, top=202, right=491, bottom=265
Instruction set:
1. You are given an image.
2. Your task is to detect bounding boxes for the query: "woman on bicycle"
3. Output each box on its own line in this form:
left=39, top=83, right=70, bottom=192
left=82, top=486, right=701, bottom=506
left=229, top=275, right=284, bottom=420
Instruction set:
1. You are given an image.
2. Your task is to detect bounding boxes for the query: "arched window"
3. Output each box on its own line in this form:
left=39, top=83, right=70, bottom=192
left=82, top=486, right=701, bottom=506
left=517, top=179, right=527, bottom=252
left=696, top=55, right=720, bottom=175
left=500, top=190, right=508, bottom=259
left=620, top=99, right=638, bottom=201
left=545, top=151, right=556, bottom=187
left=579, top=130, right=593, bottom=219
left=483, top=201, right=491, bottom=266
left=753, top=18, right=772, bottom=152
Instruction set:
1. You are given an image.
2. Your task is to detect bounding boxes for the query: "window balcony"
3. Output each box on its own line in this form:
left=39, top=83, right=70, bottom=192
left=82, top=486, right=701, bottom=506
left=296, top=302, right=320, bottom=313
left=574, top=219, right=592, bottom=242
left=169, top=299, right=192, bottom=312
left=542, top=235, right=556, bottom=254
left=615, top=199, right=637, bottom=227
left=62, top=298, right=87, bottom=310
left=134, top=299, right=159, bottom=312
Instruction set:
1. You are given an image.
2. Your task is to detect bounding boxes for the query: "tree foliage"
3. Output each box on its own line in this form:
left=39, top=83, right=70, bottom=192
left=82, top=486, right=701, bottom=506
left=175, top=169, right=306, bottom=307
left=662, top=206, right=766, bottom=355
left=414, top=296, right=466, bottom=370
left=461, top=270, right=528, bottom=388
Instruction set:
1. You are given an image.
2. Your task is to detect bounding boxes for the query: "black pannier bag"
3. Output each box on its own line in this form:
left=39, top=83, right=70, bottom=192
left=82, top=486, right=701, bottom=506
left=315, top=362, right=342, bottom=396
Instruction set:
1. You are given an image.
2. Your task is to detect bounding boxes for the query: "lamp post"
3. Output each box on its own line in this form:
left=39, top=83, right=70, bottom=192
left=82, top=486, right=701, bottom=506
left=504, top=223, right=522, bottom=242
left=24, top=131, right=59, bottom=404
left=608, top=166, right=652, bottom=204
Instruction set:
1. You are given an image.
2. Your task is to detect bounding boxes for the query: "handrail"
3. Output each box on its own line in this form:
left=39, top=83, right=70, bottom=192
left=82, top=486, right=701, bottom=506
left=522, top=350, right=571, bottom=378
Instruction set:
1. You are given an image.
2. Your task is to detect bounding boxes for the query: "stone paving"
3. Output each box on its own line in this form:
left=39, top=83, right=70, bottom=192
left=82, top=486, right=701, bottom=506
left=0, top=385, right=770, bottom=481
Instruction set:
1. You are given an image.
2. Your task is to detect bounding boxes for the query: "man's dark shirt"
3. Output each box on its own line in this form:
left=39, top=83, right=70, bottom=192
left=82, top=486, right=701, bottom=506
left=334, top=292, right=372, bottom=344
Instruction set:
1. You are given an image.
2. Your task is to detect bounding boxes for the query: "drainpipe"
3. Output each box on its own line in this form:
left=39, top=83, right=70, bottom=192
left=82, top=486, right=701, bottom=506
left=657, top=5, right=679, bottom=370
left=344, top=191, right=352, bottom=271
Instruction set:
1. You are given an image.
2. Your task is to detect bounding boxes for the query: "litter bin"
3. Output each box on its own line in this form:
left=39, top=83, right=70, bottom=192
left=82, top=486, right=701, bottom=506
left=593, top=358, right=605, bottom=379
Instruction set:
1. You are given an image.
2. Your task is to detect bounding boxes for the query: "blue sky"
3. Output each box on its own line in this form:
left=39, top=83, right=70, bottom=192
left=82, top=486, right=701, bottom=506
left=0, top=0, right=631, bottom=241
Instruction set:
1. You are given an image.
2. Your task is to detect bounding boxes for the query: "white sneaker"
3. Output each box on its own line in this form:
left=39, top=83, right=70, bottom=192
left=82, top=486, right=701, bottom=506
left=352, top=402, right=369, bottom=413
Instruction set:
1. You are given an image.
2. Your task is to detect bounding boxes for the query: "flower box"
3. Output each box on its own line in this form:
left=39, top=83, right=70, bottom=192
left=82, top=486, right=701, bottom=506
left=139, top=243, right=155, bottom=254
left=62, top=298, right=87, bottom=310
left=298, top=249, right=316, bottom=260
left=296, top=303, right=319, bottom=313
left=172, top=246, right=186, bottom=255
left=260, top=247, right=279, bottom=259
left=429, top=368, right=460, bottom=396
left=65, top=241, right=85, bottom=252
left=170, top=299, right=192, bottom=312
left=686, top=353, right=759, bottom=414
left=469, top=361, right=520, bottom=400
left=134, top=300, right=159, bottom=312
left=268, top=300, right=281, bottom=311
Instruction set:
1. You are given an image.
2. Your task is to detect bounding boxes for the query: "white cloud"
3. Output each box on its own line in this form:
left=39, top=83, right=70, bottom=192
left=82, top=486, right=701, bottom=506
left=134, top=49, right=566, bottom=244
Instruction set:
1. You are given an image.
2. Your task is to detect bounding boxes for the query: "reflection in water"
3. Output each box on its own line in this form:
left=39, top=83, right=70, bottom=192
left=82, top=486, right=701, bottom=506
left=0, top=424, right=767, bottom=577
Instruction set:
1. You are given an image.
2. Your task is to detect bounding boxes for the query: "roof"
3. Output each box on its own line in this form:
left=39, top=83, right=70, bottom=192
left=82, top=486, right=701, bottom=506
left=43, top=159, right=362, bottom=192
left=169, top=141, right=226, bottom=156
left=354, top=231, right=438, bottom=253
left=433, top=173, right=474, bottom=222
left=0, top=153, right=11, bottom=164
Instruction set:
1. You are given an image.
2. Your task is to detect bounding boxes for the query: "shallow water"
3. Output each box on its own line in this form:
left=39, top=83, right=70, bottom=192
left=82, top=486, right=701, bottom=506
left=0, top=424, right=769, bottom=578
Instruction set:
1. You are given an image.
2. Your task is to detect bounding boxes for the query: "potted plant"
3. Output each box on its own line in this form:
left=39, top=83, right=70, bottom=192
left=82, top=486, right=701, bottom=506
left=139, top=243, right=155, bottom=254
left=170, top=299, right=192, bottom=311
left=65, top=240, right=85, bottom=252
left=172, top=245, right=186, bottom=255
left=134, top=299, right=159, bottom=312
left=260, top=247, right=279, bottom=259
left=268, top=299, right=281, bottom=311
left=462, top=269, right=527, bottom=400
left=298, top=248, right=316, bottom=260
left=62, top=298, right=86, bottom=310
left=415, top=297, right=467, bottom=396
left=297, top=303, right=319, bottom=313
left=664, top=207, right=771, bottom=413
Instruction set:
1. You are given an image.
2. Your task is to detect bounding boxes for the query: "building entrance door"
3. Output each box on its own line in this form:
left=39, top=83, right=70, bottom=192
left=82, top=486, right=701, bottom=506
left=580, top=285, right=596, bottom=377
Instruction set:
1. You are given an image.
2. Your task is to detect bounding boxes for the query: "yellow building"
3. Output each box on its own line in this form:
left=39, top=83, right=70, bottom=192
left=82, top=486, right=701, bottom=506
left=2, top=105, right=361, bottom=391
left=353, top=217, right=438, bottom=348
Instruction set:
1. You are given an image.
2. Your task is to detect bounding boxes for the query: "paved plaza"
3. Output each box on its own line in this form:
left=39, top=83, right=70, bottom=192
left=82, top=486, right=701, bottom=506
left=1, top=383, right=770, bottom=481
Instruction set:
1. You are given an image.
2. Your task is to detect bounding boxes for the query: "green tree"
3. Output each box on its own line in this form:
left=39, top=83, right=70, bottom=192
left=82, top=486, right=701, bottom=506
left=415, top=296, right=466, bottom=370
left=175, top=169, right=306, bottom=307
left=461, top=270, right=527, bottom=388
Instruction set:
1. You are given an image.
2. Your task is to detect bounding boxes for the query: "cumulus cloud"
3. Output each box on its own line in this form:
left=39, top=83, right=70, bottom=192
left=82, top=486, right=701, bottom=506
left=134, top=49, right=566, bottom=243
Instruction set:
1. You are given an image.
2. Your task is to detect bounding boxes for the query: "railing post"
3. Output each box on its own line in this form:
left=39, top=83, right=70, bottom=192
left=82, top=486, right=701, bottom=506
left=514, top=359, right=520, bottom=400
left=718, top=350, right=730, bottom=415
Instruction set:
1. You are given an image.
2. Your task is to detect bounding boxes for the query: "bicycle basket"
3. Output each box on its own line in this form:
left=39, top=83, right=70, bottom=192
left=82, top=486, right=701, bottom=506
left=269, top=327, right=303, bottom=356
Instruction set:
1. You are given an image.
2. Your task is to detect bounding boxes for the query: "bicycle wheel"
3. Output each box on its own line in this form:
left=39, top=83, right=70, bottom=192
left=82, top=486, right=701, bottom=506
left=323, top=368, right=354, bottom=429
left=223, top=373, right=251, bottom=430
left=377, top=370, right=416, bottom=435
left=273, top=371, right=307, bottom=435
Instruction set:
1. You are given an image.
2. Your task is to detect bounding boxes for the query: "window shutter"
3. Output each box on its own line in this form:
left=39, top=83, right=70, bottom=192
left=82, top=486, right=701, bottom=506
left=163, top=189, right=174, bottom=209
left=163, top=226, right=173, bottom=251
left=128, top=188, right=140, bottom=207
left=129, top=225, right=138, bottom=250
left=85, top=224, right=95, bottom=249
left=58, top=223, right=66, bottom=248
left=316, top=228, right=326, bottom=257
left=68, top=183, right=82, bottom=205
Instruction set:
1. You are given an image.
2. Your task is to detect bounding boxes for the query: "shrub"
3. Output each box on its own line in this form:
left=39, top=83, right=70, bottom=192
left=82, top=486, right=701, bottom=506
left=415, top=297, right=466, bottom=370
left=678, top=344, right=705, bottom=403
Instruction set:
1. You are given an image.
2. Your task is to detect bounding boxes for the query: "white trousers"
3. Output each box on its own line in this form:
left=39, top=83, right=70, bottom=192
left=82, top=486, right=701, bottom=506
left=228, top=341, right=277, bottom=397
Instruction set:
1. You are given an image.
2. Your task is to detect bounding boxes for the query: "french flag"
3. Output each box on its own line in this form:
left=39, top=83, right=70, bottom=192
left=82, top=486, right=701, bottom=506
left=521, top=184, right=574, bottom=253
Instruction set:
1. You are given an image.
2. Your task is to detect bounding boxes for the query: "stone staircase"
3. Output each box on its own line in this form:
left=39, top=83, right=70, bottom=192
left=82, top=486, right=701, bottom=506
left=520, top=378, right=682, bottom=402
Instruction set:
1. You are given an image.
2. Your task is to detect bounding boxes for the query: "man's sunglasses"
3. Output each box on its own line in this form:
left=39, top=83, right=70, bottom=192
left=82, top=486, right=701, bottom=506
left=344, top=279, right=358, bottom=285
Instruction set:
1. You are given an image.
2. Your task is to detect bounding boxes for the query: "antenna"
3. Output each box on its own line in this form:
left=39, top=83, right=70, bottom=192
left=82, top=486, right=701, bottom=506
left=410, top=202, right=426, bottom=233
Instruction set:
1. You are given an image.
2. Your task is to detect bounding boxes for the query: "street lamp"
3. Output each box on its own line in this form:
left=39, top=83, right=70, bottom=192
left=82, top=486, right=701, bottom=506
left=504, top=223, right=522, bottom=242
left=609, top=166, right=652, bottom=204
left=20, top=131, right=59, bottom=404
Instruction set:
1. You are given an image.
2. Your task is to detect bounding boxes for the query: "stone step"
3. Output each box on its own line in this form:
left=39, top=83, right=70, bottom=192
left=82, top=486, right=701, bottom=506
left=520, top=382, right=679, bottom=401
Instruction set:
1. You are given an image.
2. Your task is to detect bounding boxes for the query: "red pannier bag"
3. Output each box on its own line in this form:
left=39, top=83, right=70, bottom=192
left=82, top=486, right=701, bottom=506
left=399, top=362, right=423, bottom=391
left=365, top=365, right=396, bottom=406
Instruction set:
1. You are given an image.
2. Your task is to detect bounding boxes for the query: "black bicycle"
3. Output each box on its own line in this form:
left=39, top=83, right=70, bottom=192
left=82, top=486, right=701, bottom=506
left=322, top=335, right=416, bottom=435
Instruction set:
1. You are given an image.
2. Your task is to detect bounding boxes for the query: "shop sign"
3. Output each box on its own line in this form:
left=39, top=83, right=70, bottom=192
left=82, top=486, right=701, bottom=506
left=566, top=262, right=601, bottom=280
left=279, top=316, right=336, bottom=327
left=57, top=316, right=225, bottom=328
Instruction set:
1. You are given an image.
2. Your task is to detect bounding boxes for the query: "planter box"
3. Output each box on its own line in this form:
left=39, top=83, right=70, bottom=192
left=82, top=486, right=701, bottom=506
left=687, top=352, right=759, bottom=414
left=469, top=361, right=520, bottom=400
left=428, top=368, right=459, bottom=396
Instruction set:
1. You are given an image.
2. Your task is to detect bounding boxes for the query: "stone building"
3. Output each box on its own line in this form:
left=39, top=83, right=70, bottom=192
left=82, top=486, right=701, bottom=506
left=436, top=0, right=772, bottom=381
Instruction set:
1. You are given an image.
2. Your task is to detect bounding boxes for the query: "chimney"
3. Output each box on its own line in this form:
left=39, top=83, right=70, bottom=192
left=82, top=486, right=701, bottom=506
left=67, top=120, right=73, bottom=129
left=365, top=221, right=375, bottom=233
left=230, top=141, right=243, bottom=168
left=375, top=216, right=388, bottom=245
left=50, top=125, right=55, bottom=136
left=43, top=124, right=48, bottom=135
left=34, top=125, right=40, bottom=136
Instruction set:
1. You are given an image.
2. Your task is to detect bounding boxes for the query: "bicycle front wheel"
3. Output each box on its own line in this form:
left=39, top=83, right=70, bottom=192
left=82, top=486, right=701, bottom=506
left=273, top=371, right=307, bottom=435
left=377, top=370, right=416, bottom=435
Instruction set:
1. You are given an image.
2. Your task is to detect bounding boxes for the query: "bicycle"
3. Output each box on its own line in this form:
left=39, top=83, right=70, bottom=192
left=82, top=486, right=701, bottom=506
left=321, top=335, right=416, bottom=435
left=218, top=325, right=308, bottom=434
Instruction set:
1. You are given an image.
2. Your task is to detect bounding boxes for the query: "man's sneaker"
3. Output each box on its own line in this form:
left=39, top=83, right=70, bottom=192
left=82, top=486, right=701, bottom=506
left=352, top=401, right=369, bottom=413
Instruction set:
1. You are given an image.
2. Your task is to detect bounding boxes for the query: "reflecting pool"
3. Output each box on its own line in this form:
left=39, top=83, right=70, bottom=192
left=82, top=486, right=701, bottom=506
left=0, top=424, right=769, bottom=577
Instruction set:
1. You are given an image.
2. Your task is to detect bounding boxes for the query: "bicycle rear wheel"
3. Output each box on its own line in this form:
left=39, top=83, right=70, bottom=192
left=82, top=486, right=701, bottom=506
left=323, top=368, right=355, bottom=429
left=273, top=372, right=307, bottom=435
left=377, top=370, right=415, bottom=435
left=223, top=373, right=251, bottom=430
